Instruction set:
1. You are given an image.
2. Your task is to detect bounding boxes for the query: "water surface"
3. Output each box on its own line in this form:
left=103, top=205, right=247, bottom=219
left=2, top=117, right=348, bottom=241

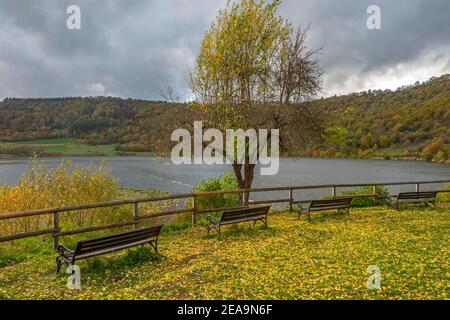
left=1, top=157, right=449, bottom=200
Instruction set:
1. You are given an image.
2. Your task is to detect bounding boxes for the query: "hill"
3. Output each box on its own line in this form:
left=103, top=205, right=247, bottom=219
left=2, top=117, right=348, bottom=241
left=0, top=97, right=197, bottom=156
left=310, top=74, right=450, bottom=162
left=0, top=74, right=449, bottom=162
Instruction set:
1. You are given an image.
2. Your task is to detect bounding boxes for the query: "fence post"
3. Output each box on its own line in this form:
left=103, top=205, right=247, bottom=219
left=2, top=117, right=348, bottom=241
left=331, top=186, right=337, bottom=198
left=133, top=202, right=139, bottom=230
left=52, top=210, right=60, bottom=250
left=289, top=189, right=293, bottom=212
left=415, top=183, right=420, bottom=192
left=192, top=196, right=197, bottom=227
left=372, top=185, right=377, bottom=205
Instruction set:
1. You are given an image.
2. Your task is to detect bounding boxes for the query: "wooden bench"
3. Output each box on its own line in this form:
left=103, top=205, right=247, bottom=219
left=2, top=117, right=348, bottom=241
left=298, top=197, right=353, bottom=220
left=205, top=205, right=271, bottom=236
left=389, top=191, right=438, bottom=209
left=56, top=225, right=163, bottom=273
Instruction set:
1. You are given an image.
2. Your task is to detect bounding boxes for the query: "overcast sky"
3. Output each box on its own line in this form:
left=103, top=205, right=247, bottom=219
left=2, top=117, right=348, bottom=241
left=0, top=0, right=449, bottom=101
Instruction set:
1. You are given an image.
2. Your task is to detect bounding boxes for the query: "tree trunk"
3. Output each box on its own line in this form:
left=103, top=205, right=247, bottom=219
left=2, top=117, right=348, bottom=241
left=232, top=162, right=255, bottom=206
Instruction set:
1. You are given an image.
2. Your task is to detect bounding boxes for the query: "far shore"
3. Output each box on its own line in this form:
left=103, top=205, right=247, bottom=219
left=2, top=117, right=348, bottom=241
left=1, top=153, right=449, bottom=167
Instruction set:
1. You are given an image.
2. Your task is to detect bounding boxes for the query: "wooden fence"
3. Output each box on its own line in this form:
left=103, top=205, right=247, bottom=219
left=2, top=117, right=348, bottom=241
left=0, top=179, right=449, bottom=249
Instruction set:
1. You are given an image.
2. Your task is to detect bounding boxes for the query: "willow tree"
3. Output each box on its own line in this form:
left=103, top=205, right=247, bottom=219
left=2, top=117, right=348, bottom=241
left=190, top=0, right=322, bottom=203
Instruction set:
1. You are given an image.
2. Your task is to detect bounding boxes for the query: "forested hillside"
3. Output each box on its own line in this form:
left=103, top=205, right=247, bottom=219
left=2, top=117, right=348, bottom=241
left=0, top=74, right=449, bottom=162
left=0, top=97, right=197, bottom=155
left=310, top=74, right=450, bottom=162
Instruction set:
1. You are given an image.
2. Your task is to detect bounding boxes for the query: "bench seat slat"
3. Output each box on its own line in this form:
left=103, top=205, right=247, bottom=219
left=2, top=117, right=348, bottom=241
left=80, top=226, right=161, bottom=246
left=218, top=215, right=267, bottom=226
left=298, top=197, right=352, bottom=220
left=75, top=238, right=156, bottom=260
left=308, top=204, right=351, bottom=211
left=77, top=234, right=158, bottom=254
left=221, top=211, right=269, bottom=221
left=394, top=192, right=438, bottom=208
left=56, top=225, right=163, bottom=273
left=79, top=229, right=159, bottom=248
left=206, top=206, right=271, bottom=235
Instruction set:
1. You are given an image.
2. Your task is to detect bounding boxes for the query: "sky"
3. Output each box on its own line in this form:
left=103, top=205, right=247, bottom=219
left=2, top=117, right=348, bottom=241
left=0, top=0, right=449, bottom=101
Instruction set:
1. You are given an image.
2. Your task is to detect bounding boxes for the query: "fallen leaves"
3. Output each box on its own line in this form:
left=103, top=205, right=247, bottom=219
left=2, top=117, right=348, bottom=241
left=0, top=205, right=448, bottom=300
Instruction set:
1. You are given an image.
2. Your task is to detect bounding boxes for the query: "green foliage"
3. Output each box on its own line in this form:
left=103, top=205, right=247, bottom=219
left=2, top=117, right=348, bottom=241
left=322, top=186, right=389, bottom=207
left=71, top=118, right=111, bottom=134
left=313, top=74, right=450, bottom=163
left=192, top=172, right=239, bottom=211
left=0, top=236, right=53, bottom=267
left=436, top=185, right=450, bottom=203
left=324, top=126, right=348, bottom=146
left=340, top=186, right=389, bottom=207
left=161, top=220, right=192, bottom=233
left=0, top=97, right=199, bottom=155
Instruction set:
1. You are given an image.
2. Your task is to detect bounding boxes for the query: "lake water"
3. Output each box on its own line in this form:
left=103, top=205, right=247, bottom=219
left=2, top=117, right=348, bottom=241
left=0, top=157, right=449, bottom=201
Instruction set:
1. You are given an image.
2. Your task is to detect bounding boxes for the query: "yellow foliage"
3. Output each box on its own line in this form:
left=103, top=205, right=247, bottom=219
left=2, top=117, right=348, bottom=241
left=0, top=206, right=449, bottom=299
left=0, top=160, right=121, bottom=235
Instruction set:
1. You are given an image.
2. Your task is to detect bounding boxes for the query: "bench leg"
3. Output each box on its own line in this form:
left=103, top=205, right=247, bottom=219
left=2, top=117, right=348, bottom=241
left=305, top=210, right=311, bottom=221
left=206, top=223, right=221, bottom=236
left=297, top=210, right=302, bottom=220
left=56, top=256, right=63, bottom=274
left=259, top=218, right=268, bottom=228
left=149, top=240, right=158, bottom=253
left=298, top=208, right=311, bottom=221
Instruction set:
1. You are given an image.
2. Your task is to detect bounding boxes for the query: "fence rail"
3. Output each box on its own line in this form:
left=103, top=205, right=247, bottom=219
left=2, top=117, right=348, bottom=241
left=1, top=179, right=449, bottom=249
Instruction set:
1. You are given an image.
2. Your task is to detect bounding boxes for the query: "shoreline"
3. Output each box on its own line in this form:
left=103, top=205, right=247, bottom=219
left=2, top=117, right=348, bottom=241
left=1, top=154, right=449, bottom=166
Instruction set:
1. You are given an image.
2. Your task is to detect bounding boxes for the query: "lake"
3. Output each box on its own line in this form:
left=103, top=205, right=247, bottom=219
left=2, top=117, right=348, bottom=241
left=0, top=157, right=449, bottom=201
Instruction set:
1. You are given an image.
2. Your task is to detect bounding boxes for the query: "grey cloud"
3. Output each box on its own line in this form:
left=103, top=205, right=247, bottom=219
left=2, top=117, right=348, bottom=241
left=0, top=0, right=449, bottom=100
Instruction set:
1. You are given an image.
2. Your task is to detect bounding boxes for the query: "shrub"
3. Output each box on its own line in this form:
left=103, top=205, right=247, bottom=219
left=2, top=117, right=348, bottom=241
left=323, top=186, right=389, bottom=207
left=0, top=159, right=128, bottom=237
left=192, top=172, right=239, bottom=211
left=436, top=185, right=450, bottom=203
left=341, top=186, right=388, bottom=207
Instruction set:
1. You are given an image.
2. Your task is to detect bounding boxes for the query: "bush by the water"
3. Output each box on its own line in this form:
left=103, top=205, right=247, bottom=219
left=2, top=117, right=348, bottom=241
left=192, top=172, right=239, bottom=211
left=323, top=186, right=389, bottom=207
left=437, top=184, right=450, bottom=202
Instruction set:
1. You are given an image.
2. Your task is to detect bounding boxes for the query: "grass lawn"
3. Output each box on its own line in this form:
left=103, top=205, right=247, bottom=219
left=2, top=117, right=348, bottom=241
left=0, top=205, right=448, bottom=300
left=10, top=138, right=152, bottom=156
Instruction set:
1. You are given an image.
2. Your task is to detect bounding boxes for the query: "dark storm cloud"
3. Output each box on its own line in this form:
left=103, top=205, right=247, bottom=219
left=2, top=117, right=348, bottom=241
left=0, top=0, right=449, bottom=100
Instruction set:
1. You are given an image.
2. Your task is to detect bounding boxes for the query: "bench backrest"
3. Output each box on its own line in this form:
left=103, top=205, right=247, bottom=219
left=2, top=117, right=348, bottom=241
left=310, top=197, right=352, bottom=209
left=221, top=206, right=271, bottom=223
left=74, top=225, right=163, bottom=257
left=398, top=191, right=437, bottom=200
